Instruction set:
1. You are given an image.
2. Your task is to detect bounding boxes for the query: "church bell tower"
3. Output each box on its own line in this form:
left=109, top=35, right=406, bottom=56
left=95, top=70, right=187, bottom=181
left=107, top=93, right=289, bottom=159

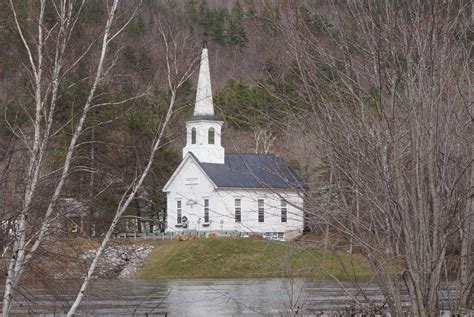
left=182, top=42, right=225, bottom=164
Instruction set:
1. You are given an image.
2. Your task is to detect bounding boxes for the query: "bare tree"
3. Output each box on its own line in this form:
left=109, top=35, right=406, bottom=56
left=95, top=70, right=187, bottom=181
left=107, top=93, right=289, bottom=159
left=66, top=14, right=199, bottom=315
left=254, top=128, right=276, bottom=154
left=273, top=0, right=473, bottom=315
left=1, top=1, right=140, bottom=315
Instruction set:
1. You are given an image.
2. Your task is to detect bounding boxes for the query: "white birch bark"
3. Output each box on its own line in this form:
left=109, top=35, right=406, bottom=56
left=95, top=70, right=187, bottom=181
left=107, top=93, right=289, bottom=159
left=66, top=21, right=198, bottom=314
left=3, top=1, right=47, bottom=313
left=2, top=1, right=127, bottom=314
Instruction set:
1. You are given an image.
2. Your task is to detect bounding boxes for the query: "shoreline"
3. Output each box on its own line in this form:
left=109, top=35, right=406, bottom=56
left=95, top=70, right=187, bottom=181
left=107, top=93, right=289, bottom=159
left=1, top=237, right=371, bottom=287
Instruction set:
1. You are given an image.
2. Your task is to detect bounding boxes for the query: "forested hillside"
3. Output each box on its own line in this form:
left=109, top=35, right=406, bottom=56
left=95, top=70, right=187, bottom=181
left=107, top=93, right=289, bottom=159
left=1, top=1, right=472, bottom=315
left=0, top=0, right=303, bottom=230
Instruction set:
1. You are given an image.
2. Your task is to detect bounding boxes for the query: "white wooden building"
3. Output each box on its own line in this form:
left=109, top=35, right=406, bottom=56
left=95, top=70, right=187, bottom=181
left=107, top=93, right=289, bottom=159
left=163, top=44, right=305, bottom=240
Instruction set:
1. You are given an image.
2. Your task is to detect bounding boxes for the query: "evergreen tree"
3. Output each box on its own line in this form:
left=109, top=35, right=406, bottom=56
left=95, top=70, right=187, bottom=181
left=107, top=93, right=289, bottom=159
left=209, top=9, right=227, bottom=44
left=300, top=5, right=331, bottom=35
left=228, top=2, right=248, bottom=47
left=199, top=0, right=211, bottom=30
left=186, top=0, right=198, bottom=21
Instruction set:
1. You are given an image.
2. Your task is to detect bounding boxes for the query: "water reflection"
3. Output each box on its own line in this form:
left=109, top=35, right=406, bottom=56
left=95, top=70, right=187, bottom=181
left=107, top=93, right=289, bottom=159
left=5, top=278, right=404, bottom=316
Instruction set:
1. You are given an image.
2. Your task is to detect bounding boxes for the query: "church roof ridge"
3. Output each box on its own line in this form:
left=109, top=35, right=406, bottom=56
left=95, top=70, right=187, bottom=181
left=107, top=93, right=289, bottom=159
left=193, top=152, right=306, bottom=190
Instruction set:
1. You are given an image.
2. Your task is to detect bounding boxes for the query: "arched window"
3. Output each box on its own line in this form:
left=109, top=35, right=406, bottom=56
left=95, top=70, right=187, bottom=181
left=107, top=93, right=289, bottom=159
left=191, top=127, right=196, bottom=144
left=208, top=127, right=215, bottom=144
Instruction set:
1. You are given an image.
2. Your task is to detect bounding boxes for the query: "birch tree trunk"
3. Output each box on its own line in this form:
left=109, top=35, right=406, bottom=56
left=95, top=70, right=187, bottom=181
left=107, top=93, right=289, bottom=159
left=2, top=1, right=135, bottom=314
left=66, top=18, right=199, bottom=314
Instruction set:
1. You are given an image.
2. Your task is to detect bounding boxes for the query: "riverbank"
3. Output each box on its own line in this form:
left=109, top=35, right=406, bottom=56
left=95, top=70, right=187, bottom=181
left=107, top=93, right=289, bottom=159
left=1, top=237, right=371, bottom=286
left=137, top=237, right=371, bottom=279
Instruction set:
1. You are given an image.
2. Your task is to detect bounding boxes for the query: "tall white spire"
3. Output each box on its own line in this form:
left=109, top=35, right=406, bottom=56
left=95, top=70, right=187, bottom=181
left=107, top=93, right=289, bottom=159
left=194, top=43, right=214, bottom=116
left=183, top=43, right=225, bottom=164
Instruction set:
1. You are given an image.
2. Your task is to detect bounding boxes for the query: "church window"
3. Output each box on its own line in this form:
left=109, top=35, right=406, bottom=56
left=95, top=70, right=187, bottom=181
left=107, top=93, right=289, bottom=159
left=258, top=199, right=264, bottom=222
left=208, top=127, right=215, bottom=144
left=235, top=199, right=241, bottom=223
left=177, top=200, right=182, bottom=223
left=204, top=199, right=209, bottom=223
left=191, top=127, right=197, bottom=144
left=281, top=200, right=287, bottom=223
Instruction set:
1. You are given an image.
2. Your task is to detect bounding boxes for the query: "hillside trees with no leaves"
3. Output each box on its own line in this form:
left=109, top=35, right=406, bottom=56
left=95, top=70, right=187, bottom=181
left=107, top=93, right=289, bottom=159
left=272, top=1, right=473, bottom=314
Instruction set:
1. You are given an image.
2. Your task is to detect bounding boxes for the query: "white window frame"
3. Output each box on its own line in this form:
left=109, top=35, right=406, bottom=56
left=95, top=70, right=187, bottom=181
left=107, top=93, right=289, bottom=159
left=204, top=199, right=209, bottom=223
left=258, top=199, right=264, bottom=223
left=281, top=199, right=287, bottom=223
left=208, top=127, right=215, bottom=144
left=191, top=127, right=197, bottom=144
left=177, top=200, right=182, bottom=223
left=235, top=199, right=242, bottom=223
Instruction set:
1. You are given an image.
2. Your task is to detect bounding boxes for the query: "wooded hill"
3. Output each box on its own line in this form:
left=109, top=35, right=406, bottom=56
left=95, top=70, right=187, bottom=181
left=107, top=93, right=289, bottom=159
left=0, top=0, right=304, bottom=230
left=1, top=1, right=472, bottom=315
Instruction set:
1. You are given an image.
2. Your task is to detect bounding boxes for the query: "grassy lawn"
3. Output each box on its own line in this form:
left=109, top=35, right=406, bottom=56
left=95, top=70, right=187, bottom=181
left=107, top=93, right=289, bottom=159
left=137, top=238, right=371, bottom=280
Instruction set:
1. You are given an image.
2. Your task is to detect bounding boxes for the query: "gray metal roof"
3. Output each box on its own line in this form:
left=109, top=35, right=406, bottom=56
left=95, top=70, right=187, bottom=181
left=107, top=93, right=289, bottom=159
left=191, top=153, right=306, bottom=190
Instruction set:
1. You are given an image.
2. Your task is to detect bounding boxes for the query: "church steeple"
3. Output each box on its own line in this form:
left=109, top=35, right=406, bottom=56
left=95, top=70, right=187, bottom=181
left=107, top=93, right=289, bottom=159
left=194, top=41, right=214, bottom=117
left=183, top=44, right=225, bottom=164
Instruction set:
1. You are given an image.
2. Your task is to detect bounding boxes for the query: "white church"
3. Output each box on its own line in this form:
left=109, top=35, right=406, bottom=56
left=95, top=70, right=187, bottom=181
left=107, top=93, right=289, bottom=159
left=163, top=44, right=306, bottom=241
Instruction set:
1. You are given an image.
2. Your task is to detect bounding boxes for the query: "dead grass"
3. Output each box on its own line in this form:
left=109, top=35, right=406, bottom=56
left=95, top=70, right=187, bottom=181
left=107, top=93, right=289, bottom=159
left=1, top=237, right=372, bottom=287
left=137, top=238, right=372, bottom=280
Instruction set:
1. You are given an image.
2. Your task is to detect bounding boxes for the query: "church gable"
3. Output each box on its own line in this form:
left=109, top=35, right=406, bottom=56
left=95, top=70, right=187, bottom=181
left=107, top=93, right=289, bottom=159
left=163, top=154, right=216, bottom=193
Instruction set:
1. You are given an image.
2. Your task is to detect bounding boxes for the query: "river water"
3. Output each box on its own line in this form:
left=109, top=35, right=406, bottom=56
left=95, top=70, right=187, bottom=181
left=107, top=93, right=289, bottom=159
left=5, top=278, right=461, bottom=316
left=5, top=278, right=393, bottom=316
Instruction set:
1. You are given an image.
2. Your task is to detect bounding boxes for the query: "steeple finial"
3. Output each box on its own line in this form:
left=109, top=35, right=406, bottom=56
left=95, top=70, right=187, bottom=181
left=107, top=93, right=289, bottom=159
left=194, top=41, right=214, bottom=117
left=203, top=32, right=208, bottom=48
